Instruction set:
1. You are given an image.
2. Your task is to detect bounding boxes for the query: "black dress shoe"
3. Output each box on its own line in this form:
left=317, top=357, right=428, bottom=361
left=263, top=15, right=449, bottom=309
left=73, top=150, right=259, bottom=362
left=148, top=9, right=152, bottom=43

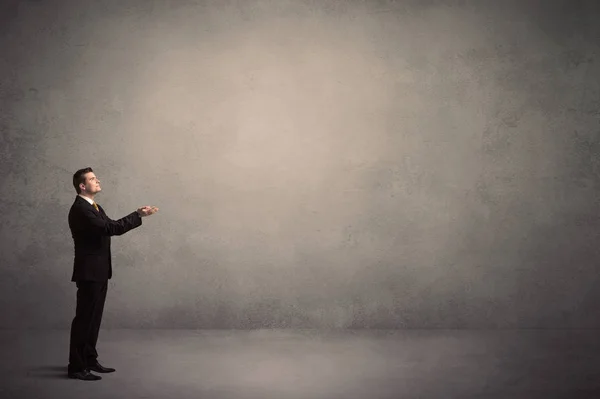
left=68, top=369, right=102, bottom=381
left=88, top=361, right=115, bottom=373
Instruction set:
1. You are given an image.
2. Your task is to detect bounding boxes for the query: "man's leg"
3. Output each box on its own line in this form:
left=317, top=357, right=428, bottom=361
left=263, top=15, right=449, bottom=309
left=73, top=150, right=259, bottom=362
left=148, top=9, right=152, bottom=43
left=85, top=281, right=108, bottom=367
left=68, top=281, right=96, bottom=373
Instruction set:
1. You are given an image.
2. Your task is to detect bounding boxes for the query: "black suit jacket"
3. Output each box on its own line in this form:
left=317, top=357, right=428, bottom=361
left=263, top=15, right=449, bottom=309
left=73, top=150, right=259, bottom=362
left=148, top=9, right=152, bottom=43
left=68, top=195, right=143, bottom=282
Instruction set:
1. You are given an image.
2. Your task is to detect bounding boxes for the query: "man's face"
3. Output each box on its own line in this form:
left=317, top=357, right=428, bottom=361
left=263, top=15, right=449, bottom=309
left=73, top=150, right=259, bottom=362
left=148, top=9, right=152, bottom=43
left=81, top=172, right=101, bottom=195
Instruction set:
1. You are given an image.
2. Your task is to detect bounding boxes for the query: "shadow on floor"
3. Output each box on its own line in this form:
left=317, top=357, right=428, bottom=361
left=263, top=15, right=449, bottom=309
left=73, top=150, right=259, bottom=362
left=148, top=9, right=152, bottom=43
left=26, top=365, right=68, bottom=379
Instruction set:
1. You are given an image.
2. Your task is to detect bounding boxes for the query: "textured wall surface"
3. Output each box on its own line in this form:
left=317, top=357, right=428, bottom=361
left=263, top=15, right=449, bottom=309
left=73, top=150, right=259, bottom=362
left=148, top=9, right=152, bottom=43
left=1, top=0, right=599, bottom=329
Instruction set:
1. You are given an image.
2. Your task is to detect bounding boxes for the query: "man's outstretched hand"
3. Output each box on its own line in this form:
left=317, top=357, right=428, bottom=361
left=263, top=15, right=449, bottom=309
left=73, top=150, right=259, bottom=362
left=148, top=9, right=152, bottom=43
left=137, top=206, right=159, bottom=217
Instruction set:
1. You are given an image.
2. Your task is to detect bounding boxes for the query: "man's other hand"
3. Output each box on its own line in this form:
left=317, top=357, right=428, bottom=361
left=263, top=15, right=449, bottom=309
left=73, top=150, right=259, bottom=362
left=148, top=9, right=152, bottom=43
left=137, top=206, right=159, bottom=217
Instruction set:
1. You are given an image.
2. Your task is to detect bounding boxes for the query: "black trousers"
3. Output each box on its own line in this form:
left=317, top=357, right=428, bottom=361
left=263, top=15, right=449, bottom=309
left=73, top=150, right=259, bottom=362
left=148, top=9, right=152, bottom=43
left=68, top=280, right=108, bottom=372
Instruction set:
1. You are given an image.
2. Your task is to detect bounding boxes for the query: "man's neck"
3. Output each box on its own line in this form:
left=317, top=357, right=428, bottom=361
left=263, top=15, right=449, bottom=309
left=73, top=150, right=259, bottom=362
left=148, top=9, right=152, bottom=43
left=80, top=193, right=95, bottom=201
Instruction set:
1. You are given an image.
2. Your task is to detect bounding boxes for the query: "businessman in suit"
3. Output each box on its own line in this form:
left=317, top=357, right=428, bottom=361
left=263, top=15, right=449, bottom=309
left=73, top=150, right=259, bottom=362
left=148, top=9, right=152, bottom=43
left=67, top=167, right=159, bottom=381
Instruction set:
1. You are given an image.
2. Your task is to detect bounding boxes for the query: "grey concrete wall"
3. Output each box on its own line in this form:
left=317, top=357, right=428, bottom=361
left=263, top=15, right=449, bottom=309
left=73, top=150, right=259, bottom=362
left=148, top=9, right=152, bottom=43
left=1, top=0, right=599, bottom=329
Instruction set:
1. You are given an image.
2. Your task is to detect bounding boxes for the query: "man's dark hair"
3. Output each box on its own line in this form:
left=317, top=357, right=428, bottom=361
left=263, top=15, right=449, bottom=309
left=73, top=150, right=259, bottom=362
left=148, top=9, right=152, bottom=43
left=73, top=167, right=94, bottom=194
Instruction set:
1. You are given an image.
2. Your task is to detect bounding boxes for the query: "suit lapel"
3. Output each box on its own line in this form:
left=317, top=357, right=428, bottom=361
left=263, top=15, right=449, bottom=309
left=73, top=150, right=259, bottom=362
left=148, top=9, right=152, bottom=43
left=77, top=196, right=101, bottom=215
left=96, top=204, right=105, bottom=219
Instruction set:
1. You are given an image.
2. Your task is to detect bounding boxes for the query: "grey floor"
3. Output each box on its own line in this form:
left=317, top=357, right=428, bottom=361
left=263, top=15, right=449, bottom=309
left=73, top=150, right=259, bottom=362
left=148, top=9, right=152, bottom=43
left=1, top=329, right=599, bottom=399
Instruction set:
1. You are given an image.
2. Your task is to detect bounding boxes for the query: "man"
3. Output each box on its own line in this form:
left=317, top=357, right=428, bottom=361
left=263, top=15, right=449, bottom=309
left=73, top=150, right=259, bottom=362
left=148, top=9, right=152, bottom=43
left=67, top=167, right=159, bottom=381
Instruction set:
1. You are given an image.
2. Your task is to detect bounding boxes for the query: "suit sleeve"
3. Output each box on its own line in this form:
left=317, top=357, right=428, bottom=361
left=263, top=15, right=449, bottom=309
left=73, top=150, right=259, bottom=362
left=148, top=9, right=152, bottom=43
left=82, top=207, right=143, bottom=236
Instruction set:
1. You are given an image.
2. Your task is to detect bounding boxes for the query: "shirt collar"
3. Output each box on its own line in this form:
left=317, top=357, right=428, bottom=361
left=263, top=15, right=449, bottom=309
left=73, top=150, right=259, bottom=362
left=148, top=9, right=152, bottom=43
left=78, top=194, right=95, bottom=205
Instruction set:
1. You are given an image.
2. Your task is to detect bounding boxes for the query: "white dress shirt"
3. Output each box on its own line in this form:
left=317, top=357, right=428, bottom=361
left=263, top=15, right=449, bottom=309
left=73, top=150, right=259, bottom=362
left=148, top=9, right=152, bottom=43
left=78, top=194, right=96, bottom=206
